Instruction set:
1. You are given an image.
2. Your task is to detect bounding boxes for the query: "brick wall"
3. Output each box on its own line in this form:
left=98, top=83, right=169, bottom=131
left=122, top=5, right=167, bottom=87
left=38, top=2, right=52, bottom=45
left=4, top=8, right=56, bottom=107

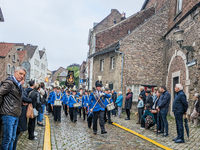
left=95, top=6, right=155, bottom=52
left=52, top=67, right=68, bottom=83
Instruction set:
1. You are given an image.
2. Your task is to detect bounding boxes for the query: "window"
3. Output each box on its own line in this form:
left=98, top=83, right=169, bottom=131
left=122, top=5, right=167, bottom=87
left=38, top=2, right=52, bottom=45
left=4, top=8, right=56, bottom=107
left=109, top=84, right=113, bottom=90
left=11, top=66, right=15, bottom=75
left=110, top=56, right=115, bottom=70
left=7, top=64, right=11, bottom=75
left=12, top=55, right=16, bottom=63
left=126, top=85, right=141, bottom=102
left=114, top=18, right=116, bottom=24
left=176, top=0, right=183, bottom=14
left=100, top=59, right=104, bottom=72
left=128, top=30, right=131, bottom=34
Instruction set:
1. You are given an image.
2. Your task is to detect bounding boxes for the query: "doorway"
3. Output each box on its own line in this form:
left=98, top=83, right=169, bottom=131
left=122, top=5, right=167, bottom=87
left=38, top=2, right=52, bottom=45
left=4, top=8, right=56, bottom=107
left=173, top=77, right=179, bottom=99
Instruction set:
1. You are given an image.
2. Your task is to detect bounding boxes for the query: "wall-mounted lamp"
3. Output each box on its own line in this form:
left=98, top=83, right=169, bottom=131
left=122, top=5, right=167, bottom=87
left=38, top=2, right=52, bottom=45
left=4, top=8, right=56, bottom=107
left=173, top=26, right=195, bottom=62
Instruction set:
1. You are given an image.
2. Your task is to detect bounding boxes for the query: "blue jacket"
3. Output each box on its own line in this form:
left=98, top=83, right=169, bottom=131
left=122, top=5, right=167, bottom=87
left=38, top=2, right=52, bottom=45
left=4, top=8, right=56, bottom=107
left=104, top=97, right=113, bottom=107
left=47, top=91, right=54, bottom=104
left=50, top=92, right=63, bottom=105
left=157, top=90, right=171, bottom=110
left=116, top=95, right=123, bottom=107
left=139, top=90, right=146, bottom=103
left=137, top=100, right=144, bottom=108
left=172, top=90, right=188, bottom=113
left=68, top=95, right=80, bottom=108
left=89, top=90, right=111, bottom=112
left=84, top=95, right=89, bottom=107
left=62, top=94, right=70, bottom=105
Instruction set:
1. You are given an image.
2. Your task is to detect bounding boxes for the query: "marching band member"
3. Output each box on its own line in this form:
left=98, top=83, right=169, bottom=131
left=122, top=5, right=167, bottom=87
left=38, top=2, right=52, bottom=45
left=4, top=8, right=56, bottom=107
left=104, top=87, right=113, bottom=124
left=62, top=90, right=70, bottom=117
left=50, top=87, right=63, bottom=122
left=67, top=87, right=80, bottom=123
left=48, top=86, right=57, bottom=116
left=82, top=92, right=86, bottom=120
left=84, top=89, right=93, bottom=128
left=89, top=76, right=111, bottom=135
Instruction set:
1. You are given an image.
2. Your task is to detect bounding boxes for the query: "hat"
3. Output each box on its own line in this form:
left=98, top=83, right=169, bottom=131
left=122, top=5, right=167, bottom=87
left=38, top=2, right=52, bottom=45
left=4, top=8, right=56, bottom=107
left=72, top=86, right=77, bottom=92
left=145, top=90, right=151, bottom=93
left=95, top=76, right=102, bottom=87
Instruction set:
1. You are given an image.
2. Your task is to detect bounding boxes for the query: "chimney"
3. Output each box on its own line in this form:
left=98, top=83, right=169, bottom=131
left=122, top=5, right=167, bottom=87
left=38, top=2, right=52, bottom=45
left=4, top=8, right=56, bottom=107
left=121, top=12, right=126, bottom=21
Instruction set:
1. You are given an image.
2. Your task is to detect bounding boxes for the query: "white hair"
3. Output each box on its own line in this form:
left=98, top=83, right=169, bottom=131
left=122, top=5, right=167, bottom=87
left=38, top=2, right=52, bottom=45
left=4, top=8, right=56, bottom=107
left=140, top=86, right=144, bottom=90
left=195, top=93, right=199, bottom=98
left=119, top=91, right=122, bottom=94
left=176, top=84, right=183, bottom=90
left=15, top=66, right=27, bottom=73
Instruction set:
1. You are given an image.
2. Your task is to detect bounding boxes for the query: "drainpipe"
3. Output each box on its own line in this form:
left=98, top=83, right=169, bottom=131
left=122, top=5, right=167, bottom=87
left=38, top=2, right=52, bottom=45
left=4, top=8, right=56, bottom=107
left=115, top=44, right=124, bottom=92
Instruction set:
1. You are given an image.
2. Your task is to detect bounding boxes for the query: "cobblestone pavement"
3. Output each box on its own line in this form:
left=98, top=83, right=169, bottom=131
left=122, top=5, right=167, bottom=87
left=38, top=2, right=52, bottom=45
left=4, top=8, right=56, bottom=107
left=16, top=119, right=45, bottom=150
left=50, top=111, right=162, bottom=150
left=112, top=112, right=200, bottom=150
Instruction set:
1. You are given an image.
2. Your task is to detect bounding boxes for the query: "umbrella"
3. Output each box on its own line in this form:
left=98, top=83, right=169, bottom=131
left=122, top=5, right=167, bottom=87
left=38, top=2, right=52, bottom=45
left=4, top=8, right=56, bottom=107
left=184, top=117, right=189, bottom=140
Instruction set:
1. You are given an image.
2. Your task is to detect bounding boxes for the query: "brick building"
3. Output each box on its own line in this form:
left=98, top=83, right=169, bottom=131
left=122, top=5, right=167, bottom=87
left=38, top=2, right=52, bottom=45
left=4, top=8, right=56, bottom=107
left=87, top=0, right=200, bottom=115
left=79, top=61, right=86, bottom=89
left=52, top=67, right=68, bottom=84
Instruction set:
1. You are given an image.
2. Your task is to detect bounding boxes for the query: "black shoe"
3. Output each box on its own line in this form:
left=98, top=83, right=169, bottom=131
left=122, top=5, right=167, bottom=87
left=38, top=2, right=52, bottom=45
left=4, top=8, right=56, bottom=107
left=93, top=131, right=97, bottom=135
left=158, top=131, right=164, bottom=134
left=74, top=120, right=77, bottom=123
left=162, top=134, right=168, bottom=137
left=58, top=120, right=61, bottom=123
left=38, top=123, right=45, bottom=127
left=88, top=126, right=91, bottom=129
left=175, top=139, right=185, bottom=143
left=101, top=131, right=107, bottom=134
left=125, top=118, right=130, bottom=120
left=172, top=137, right=178, bottom=141
left=108, top=121, right=113, bottom=124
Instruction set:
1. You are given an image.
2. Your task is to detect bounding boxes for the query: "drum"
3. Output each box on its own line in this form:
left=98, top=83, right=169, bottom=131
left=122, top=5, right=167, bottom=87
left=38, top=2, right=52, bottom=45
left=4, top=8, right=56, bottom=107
left=73, top=103, right=81, bottom=108
left=106, top=103, right=115, bottom=111
left=54, top=99, right=62, bottom=106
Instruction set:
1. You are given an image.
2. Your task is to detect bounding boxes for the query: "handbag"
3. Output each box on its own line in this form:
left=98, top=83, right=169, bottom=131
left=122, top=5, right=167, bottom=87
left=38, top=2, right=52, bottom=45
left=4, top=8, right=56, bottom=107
left=26, top=103, right=34, bottom=119
left=33, top=108, right=38, bottom=118
left=145, top=115, right=154, bottom=129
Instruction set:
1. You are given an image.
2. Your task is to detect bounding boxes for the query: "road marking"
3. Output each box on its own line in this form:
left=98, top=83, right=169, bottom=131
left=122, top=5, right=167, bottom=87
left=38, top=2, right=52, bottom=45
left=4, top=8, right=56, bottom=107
left=43, top=115, right=51, bottom=150
left=112, top=122, right=172, bottom=150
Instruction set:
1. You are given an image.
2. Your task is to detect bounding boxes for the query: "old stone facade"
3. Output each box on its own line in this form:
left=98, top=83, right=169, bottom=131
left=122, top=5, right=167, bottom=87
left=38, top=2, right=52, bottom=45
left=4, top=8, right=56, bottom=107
left=52, top=67, right=68, bottom=84
left=79, top=61, right=86, bottom=89
left=0, top=43, right=20, bottom=82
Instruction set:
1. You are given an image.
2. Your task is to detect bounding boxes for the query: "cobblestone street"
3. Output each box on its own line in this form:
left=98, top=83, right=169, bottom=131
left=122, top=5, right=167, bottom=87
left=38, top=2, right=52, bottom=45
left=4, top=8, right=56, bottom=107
left=50, top=111, right=161, bottom=150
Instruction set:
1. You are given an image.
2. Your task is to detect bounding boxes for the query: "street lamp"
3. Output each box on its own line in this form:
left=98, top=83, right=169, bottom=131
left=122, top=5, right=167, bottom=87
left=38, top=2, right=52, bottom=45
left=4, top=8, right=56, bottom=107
left=173, top=26, right=195, bottom=62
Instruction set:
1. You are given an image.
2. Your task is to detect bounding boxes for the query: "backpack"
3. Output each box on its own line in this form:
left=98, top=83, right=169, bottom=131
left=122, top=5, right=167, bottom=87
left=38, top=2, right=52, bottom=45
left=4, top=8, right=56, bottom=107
left=145, top=115, right=154, bottom=129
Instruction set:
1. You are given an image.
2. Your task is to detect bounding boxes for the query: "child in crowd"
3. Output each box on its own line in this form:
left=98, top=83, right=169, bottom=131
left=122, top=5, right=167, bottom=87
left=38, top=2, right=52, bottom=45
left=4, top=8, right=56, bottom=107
left=137, top=95, right=144, bottom=124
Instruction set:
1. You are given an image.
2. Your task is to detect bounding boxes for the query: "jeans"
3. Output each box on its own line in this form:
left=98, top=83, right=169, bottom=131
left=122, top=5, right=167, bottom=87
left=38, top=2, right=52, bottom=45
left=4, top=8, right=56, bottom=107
left=174, top=112, right=184, bottom=140
left=111, top=108, right=116, bottom=116
left=117, top=106, right=122, bottom=117
left=37, top=105, right=45, bottom=122
left=138, top=108, right=144, bottom=122
left=13, top=132, right=20, bottom=150
left=1, top=115, right=18, bottom=150
left=157, top=112, right=163, bottom=132
left=160, top=109, right=168, bottom=134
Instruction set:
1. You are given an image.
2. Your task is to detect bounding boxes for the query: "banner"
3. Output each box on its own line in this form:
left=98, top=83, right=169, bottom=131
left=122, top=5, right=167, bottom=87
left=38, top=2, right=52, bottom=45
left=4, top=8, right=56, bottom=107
left=65, top=71, right=75, bottom=88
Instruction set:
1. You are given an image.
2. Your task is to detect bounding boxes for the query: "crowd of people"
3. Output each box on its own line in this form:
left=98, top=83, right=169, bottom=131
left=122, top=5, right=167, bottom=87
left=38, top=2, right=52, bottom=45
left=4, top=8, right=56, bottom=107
left=0, top=66, right=200, bottom=149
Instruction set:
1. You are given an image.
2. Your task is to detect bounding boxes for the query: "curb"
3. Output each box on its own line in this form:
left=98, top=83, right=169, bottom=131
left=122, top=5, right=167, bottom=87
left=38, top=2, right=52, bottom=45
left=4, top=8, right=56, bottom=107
left=43, top=115, right=51, bottom=150
left=112, top=122, right=172, bottom=150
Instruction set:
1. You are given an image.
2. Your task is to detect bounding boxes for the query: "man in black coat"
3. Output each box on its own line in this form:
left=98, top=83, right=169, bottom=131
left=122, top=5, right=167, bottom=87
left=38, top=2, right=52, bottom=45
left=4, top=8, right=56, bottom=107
left=139, top=86, right=146, bottom=103
left=145, top=90, right=153, bottom=108
left=125, top=89, right=133, bottom=120
left=111, top=90, right=117, bottom=116
left=172, top=84, right=188, bottom=143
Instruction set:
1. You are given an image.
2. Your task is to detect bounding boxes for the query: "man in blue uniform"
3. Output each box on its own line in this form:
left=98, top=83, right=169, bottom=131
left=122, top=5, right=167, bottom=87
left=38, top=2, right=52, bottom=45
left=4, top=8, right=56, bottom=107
left=89, top=77, right=111, bottom=134
left=67, top=88, right=80, bottom=122
left=51, top=87, right=63, bottom=122
left=84, top=90, right=92, bottom=128
left=62, top=90, right=70, bottom=117
left=104, top=88, right=113, bottom=124
left=47, top=86, right=56, bottom=115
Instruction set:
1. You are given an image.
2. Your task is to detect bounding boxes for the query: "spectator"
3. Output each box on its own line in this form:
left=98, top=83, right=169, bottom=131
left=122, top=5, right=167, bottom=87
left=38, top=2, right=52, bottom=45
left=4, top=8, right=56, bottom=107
left=111, top=90, right=117, bottom=116
left=172, top=84, right=188, bottom=143
left=156, top=86, right=171, bottom=137
left=145, top=90, right=153, bottom=108
left=139, top=86, right=146, bottom=103
left=140, top=103, right=155, bottom=129
left=190, top=93, right=200, bottom=127
left=37, top=82, right=47, bottom=126
left=13, top=79, right=32, bottom=150
left=125, top=89, right=133, bottom=120
left=0, top=66, right=26, bottom=150
left=150, top=90, right=162, bottom=131
left=137, top=95, right=144, bottom=124
left=26, top=79, right=35, bottom=95
left=153, top=87, right=158, bottom=102
left=116, top=91, right=123, bottom=117
left=28, top=83, right=41, bottom=140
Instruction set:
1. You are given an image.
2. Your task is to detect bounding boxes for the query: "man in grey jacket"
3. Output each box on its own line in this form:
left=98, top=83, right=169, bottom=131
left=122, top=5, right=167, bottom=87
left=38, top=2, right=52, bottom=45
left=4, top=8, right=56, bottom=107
left=0, top=67, right=26, bottom=150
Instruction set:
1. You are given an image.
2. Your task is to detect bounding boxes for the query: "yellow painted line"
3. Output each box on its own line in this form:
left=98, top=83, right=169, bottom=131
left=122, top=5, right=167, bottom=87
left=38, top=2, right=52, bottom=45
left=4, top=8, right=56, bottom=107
left=112, top=122, right=172, bottom=150
left=43, top=115, right=51, bottom=150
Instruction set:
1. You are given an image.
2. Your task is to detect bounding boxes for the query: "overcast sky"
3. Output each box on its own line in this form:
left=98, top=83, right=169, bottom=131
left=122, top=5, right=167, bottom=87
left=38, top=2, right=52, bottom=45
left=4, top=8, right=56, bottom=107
left=1, top=0, right=145, bottom=71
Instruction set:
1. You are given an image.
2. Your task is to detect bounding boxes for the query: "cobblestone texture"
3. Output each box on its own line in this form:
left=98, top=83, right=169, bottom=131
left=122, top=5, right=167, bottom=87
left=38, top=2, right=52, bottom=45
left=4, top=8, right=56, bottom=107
left=16, top=119, right=45, bottom=150
left=50, top=111, right=161, bottom=150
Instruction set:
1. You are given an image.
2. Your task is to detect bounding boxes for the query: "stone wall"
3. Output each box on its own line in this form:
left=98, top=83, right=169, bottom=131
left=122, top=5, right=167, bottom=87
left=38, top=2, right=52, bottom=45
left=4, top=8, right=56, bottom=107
left=95, top=6, right=155, bottom=52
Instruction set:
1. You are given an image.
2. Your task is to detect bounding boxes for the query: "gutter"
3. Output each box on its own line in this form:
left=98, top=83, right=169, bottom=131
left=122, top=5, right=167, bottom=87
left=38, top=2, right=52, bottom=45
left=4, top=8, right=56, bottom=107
left=114, top=43, right=124, bottom=92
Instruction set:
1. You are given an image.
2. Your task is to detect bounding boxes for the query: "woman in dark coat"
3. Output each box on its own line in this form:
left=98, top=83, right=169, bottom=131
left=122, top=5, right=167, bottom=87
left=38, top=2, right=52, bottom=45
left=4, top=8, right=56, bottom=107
left=13, top=79, right=32, bottom=150
left=125, top=88, right=133, bottom=120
